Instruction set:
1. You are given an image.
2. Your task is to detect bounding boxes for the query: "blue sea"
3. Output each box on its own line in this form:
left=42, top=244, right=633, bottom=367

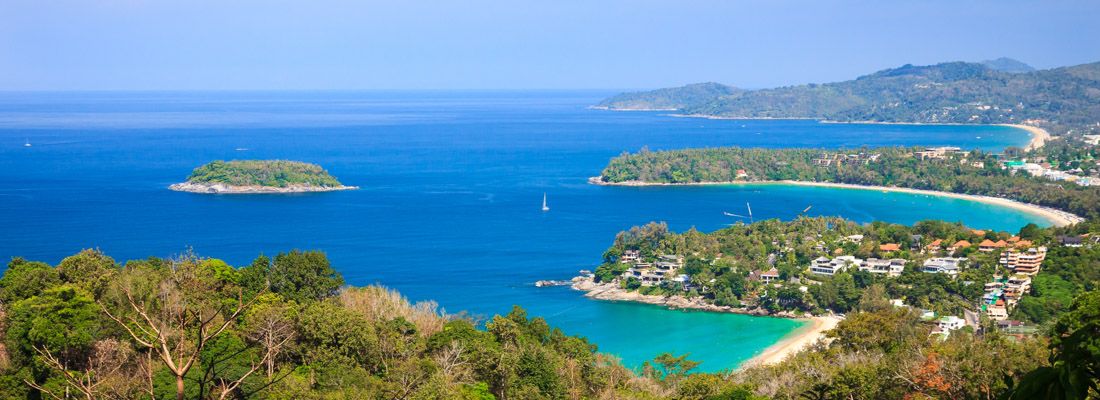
left=0, top=91, right=1040, bottom=371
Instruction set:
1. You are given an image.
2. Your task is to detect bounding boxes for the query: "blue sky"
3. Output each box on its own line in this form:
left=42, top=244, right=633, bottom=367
left=2, top=0, right=1098, bottom=90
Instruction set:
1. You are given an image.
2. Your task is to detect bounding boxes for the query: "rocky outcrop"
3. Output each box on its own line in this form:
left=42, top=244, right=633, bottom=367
left=169, top=182, right=358, bottom=194
left=570, top=276, right=803, bottom=317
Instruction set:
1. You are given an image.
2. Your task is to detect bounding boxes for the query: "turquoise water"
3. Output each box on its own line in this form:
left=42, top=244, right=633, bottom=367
left=0, top=91, right=1041, bottom=371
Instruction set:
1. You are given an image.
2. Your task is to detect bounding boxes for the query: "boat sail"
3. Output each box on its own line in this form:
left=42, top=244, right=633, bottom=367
left=542, top=193, right=550, bottom=211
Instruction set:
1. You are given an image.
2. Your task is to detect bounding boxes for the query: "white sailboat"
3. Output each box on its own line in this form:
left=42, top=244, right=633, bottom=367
left=541, top=193, right=550, bottom=212
left=23, top=138, right=31, bottom=147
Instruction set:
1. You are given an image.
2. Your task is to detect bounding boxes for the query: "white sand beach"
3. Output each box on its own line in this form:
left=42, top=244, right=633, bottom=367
left=589, top=177, right=1084, bottom=227
left=999, top=123, right=1050, bottom=150
left=779, top=181, right=1083, bottom=227
left=741, top=315, right=842, bottom=367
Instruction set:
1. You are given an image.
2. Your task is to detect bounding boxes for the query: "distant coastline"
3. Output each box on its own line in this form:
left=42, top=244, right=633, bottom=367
left=169, top=182, right=358, bottom=194
left=588, top=177, right=1084, bottom=227
left=656, top=112, right=1051, bottom=151
left=817, top=120, right=1049, bottom=150
left=588, top=105, right=678, bottom=111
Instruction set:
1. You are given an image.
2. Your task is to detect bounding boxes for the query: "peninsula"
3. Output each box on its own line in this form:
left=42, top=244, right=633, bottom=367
left=170, top=160, right=357, bottom=194
left=592, top=146, right=1097, bottom=223
left=575, top=213, right=1098, bottom=370
left=595, top=59, right=1100, bottom=136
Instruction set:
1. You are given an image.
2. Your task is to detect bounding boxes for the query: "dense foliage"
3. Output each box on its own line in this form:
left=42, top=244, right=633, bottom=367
left=599, top=146, right=1100, bottom=218
left=0, top=249, right=765, bottom=400
left=185, top=160, right=345, bottom=188
left=596, top=60, right=1100, bottom=134
left=0, top=247, right=1097, bottom=398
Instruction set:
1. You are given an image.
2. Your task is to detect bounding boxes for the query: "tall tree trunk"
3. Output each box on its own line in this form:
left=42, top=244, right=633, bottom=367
left=176, top=374, right=185, bottom=400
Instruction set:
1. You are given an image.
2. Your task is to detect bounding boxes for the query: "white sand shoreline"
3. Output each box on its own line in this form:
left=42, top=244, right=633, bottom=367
left=1000, top=123, right=1049, bottom=150
left=740, top=315, right=841, bottom=367
left=588, top=177, right=1084, bottom=227
left=570, top=275, right=841, bottom=368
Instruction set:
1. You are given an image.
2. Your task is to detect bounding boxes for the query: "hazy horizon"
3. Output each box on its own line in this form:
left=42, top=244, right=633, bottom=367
left=3, top=0, right=1099, bottom=91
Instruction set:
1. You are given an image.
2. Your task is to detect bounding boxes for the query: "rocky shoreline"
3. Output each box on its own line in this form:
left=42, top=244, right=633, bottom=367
left=570, top=275, right=803, bottom=318
left=169, top=182, right=359, bottom=194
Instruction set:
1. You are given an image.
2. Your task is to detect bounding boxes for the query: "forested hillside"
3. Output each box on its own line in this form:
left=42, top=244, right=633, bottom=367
left=596, top=60, right=1100, bottom=134
left=1, top=246, right=1096, bottom=399
left=598, top=146, right=1100, bottom=219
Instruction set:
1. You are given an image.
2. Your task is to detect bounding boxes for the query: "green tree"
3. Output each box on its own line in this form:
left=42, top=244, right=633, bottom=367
left=55, top=249, right=117, bottom=296
left=5, top=285, right=100, bottom=365
left=268, top=250, right=344, bottom=303
left=0, top=258, right=61, bottom=304
left=100, top=254, right=260, bottom=400
left=1009, top=290, right=1100, bottom=399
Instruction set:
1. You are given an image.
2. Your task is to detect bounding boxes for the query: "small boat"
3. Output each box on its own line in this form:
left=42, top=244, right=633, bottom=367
left=541, top=193, right=550, bottom=212
left=23, top=138, right=31, bottom=147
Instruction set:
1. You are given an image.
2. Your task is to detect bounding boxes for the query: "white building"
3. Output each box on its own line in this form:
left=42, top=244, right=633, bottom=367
left=843, top=234, right=864, bottom=243
left=922, top=257, right=965, bottom=276
left=860, top=258, right=907, bottom=277
left=809, top=256, right=862, bottom=276
left=986, top=304, right=1008, bottom=321
left=938, top=316, right=966, bottom=332
left=620, top=254, right=685, bottom=287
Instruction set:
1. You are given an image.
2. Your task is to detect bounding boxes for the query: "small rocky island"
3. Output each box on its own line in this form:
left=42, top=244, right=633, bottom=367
left=170, top=160, right=358, bottom=194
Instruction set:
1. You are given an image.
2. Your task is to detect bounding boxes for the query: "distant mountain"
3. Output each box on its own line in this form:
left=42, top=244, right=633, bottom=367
left=595, top=61, right=1100, bottom=134
left=981, top=57, right=1035, bottom=73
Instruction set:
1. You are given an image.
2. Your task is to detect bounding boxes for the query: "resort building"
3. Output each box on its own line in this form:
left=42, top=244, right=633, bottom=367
left=620, top=249, right=640, bottom=263
left=924, top=239, right=943, bottom=253
left=930, top=315, right=967, bottom=339
left=879, top=243, right=901, bottom=252
left=978, top=239, right=1008, bottom=252
left=620, top=254, right=685, bottom=287
left=938, top=316, right=965, bottom=331
left=655, top=254, right=684, bottom=271
left=986, top=302, right=1009, bottom=321
left=812, top=152, right=880, bottom=167
left=1000, top=247, right=1047, bottom=275
left=760, top=268, right=780, bottom=284
left=860, top=258, right=906, bottom=277
left=842, top=234, right=864, bottom=243
left=922, top=257, right=965, bottom=276
left=809, top=255, right=861, bottom=276
left=1057, top=235, right=1083, bottom=247
left=1003, top=275, right=1033, bottom=307
left=948, top=240, right=971, bottom=254
left=915, top=146, right=963, bottom=160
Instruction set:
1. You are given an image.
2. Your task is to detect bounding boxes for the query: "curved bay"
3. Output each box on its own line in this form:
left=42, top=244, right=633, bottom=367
left=0, top=91, right=1039, bottom=371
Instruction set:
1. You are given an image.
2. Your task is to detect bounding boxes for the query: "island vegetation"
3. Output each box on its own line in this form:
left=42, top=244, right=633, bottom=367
left=597, top=146, right=1100, bottom=219
left=170, top=160, right=356, bottom=194
left=0, top=248, right=1096, bottom=399
left=596, top=59, right=1100, bottom=136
